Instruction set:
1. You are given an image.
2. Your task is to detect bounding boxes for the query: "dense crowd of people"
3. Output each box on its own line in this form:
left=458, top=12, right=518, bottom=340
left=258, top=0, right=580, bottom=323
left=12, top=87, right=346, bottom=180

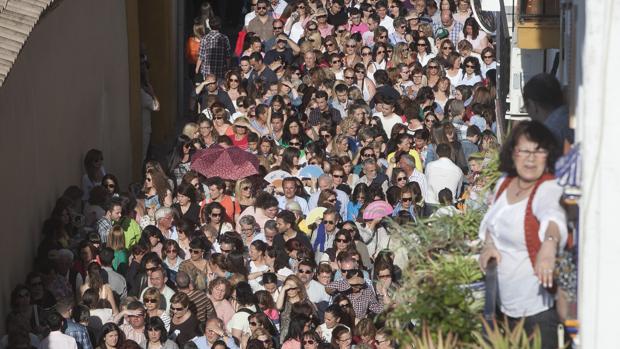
left=3, top=0, right=575, bottom=348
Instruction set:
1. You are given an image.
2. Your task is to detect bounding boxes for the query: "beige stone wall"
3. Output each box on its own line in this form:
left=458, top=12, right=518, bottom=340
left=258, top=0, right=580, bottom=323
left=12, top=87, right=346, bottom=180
left=0, top=0, right=132, bottom=331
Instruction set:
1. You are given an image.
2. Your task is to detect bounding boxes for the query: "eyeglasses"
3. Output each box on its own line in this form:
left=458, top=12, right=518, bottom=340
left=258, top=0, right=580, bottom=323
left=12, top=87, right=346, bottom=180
left=229, top=78, right=239, bottom=82
left=170, top=306, right=185, bottom=312
left=298, top=269, right=313, bottom=274
left=190, top=249, right=203, bottom=254
left=144, top=298, right=158, bottom=304
left=515, top=148, right=549, bottom=158
left=401, top=197, right=412, bottom=202
left=465, top=64, right=476, bottom=68
left=362, top=153, right=374, bottom=157
left=257, top=6, right=268, bottom=9
left=396, top=177, right=407, bottom=182
left=323, top=220, right=336, bottom=225
left=304, top=340, right=316, bottom=345
left=336, top=238, right=350, bottom=243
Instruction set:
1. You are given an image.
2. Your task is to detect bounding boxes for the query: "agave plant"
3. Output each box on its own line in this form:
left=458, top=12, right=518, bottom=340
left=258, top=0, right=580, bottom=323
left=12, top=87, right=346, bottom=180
left=471, top=317, right=542, bottom=349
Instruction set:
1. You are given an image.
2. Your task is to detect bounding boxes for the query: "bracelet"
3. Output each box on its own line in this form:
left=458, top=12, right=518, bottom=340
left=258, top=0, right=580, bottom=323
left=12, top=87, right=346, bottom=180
left=544, top=236, right=559, bottom=244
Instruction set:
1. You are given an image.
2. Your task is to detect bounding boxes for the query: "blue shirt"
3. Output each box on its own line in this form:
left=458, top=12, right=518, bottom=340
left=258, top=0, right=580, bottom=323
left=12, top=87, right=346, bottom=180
left=192, top=335, right=239, bottom=349
left=63, top=319, right=93, bottom=349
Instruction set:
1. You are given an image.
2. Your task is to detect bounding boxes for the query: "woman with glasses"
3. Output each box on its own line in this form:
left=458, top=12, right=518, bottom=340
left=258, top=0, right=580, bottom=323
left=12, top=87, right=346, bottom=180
left=330, top=325, right=354, bottom=349
left=282, top=315, right=312, bottom=349
left=424, top=57, right=443, bottom=88
left=343, top=39, right=361, bottom=68
left=353, top=63, right=376, bottom=103
left=178, top=238, right=210, bottom=291
left=101, top=173, right=120, bottom=197
left=415, top=36, right=435, bottom=67
left=319, top=231, right=355, bottom=269
left=234, top=178, right=256, bottom=221
left=142, top=287, right=172, bottom=332
left=459, top=56, right=482, bottom=86
left=436, top=38, right=455, bottom=63
left=162, top=239, right=184, bottom=280
left=390, top=168, right=409, bottom=189
left=251, top=327, right=277, bottom=349
left=327, top=269, right=383, bottom=321
left=144, top=316, right=178, bottom=349
left=347, top=183, right=369, bottom=221
left=281, top=117, right=311, bottom=148
left=390, top=42, right=413, bottom=67
left=391, top=183, right=419, bottom=221
left=223, top=71, right=247, bottom=108
left=407, top=65, right=426, bottom=99
left=480, top=47, right=497, bottom=76
left=143, top=169, right=173, bottom=216
left=169, top=292, right=200, bottom=347
left=202, top=202, right=233, bottom=239
left=198, top=115, right=218, bottom=149
left=366, top=43, right=387, bottom=79
left=211, top=104, right=231, bottom=136
left=283, top=0, right=312, bottom=43
left=277, top=275, right=317, bottom=342
left=327, top=53, right=344, bottom=80
left=248, top=313, right=279, bottom=342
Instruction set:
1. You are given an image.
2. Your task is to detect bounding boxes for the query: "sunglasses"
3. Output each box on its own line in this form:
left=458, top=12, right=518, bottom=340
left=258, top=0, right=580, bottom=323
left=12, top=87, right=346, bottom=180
left=466, top=64, right=475, bottom=68
left=242, top=186, right=251, bottom=191
left=289, top=141, right=301, bottom=146
left=304, top=340, right=316, bottom=345
left=298, top=269, right=313, bottom=274
left=336, top=238, right=350, bottom=243
left=417, top=43, right=427, bottom=46
left=344, top=75, right=355, bottom=79
left=144, top=298, right=158, bottom=304
left=166, top=249, right=178, bottom=253
left=332, top=174, right=343, bottom=178
left=483, top=55, right=494, bottom=58
left=401, top=197, right=412, bottom=202
left=190, top=249, right=203, bottom=255
left=211, top=213, right=222, bottom=217
left=397, top=177, right=407, bottom=181
left=428, top=65, right=439, bottom=69
left=331, top=60, right=341, bottom=64
left=286, top=287, right=298, bottom=291
left=442, top=46, right=452, bottom=50
left=229, top=78, right=239, bottom=82
left=362, top=153, right=374, bottom=157
left=170, top=306, right=185, bottom=312
left=220, top=248, right=232, bottom=253
left=324, top=220, right=336, bottom=224
left=257, top=6, right=268, bottom=9
left=214, top=116, right=224, bottom=120
left=361, top=52, right=371, bottom=56
left=346, top=44, right=356, bottom=48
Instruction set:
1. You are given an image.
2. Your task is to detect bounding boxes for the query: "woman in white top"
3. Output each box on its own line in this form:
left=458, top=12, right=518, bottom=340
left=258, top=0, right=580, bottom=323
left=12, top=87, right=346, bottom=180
left=415, top=37, right=435, bottom=67
left=458, top=17, right=490, bottom=54
left=459, top=56, right=483, bottom=86
left=284, top=0, right=312, bottom=43
left=453, top=0, right=472, bottom=25
left=366, top=43, right=388, bottom=79
left=248, top=240, right=270, bottom=290
left=481, top=47, right=497, bottom=76
left=479, top=121, right=566, bottom=349
left=445, top=51, right=463, bottom=88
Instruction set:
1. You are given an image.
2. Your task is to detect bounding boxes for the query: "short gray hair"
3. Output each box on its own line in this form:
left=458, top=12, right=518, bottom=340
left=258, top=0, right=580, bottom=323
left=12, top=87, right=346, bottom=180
left=399, top=154, right=415, bottom=168
left=155, top=207, right=173, bottom=222
left=239, top=215, right=257, bottom=226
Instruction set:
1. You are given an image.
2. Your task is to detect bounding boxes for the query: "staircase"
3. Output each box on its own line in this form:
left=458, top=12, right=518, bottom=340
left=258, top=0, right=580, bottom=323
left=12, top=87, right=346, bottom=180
left=0, top=0, right=54, bottom=87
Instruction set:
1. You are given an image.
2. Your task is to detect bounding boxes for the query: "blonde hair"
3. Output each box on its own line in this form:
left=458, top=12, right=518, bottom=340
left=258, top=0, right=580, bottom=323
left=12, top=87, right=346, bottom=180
left=182, top=122, right=199, bottom=139
left=142, top=287, right=161, bottom=307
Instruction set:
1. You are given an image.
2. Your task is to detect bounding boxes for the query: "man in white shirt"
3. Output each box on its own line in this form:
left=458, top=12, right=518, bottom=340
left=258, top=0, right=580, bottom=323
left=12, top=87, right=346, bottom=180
left=140, top=267, right=175, bottom=311
left=245, top=0, right=258, bottom=26
left=277, top=177, right=310, bottom=215
left=270, top=0, right=287, bottom=19
left=38, top=312, right=78, bottom=349
left=379, top=97, right=404, bottom=136
left=375, top=1, right=394, bottom=34
left=155, top=207, right=178, bottom=241
left=425, top=143, right=464, bottom=210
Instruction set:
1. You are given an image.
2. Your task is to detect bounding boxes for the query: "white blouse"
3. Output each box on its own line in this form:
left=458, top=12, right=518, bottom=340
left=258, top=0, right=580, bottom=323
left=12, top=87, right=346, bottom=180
left=478, top=178, right=568, bottom=317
